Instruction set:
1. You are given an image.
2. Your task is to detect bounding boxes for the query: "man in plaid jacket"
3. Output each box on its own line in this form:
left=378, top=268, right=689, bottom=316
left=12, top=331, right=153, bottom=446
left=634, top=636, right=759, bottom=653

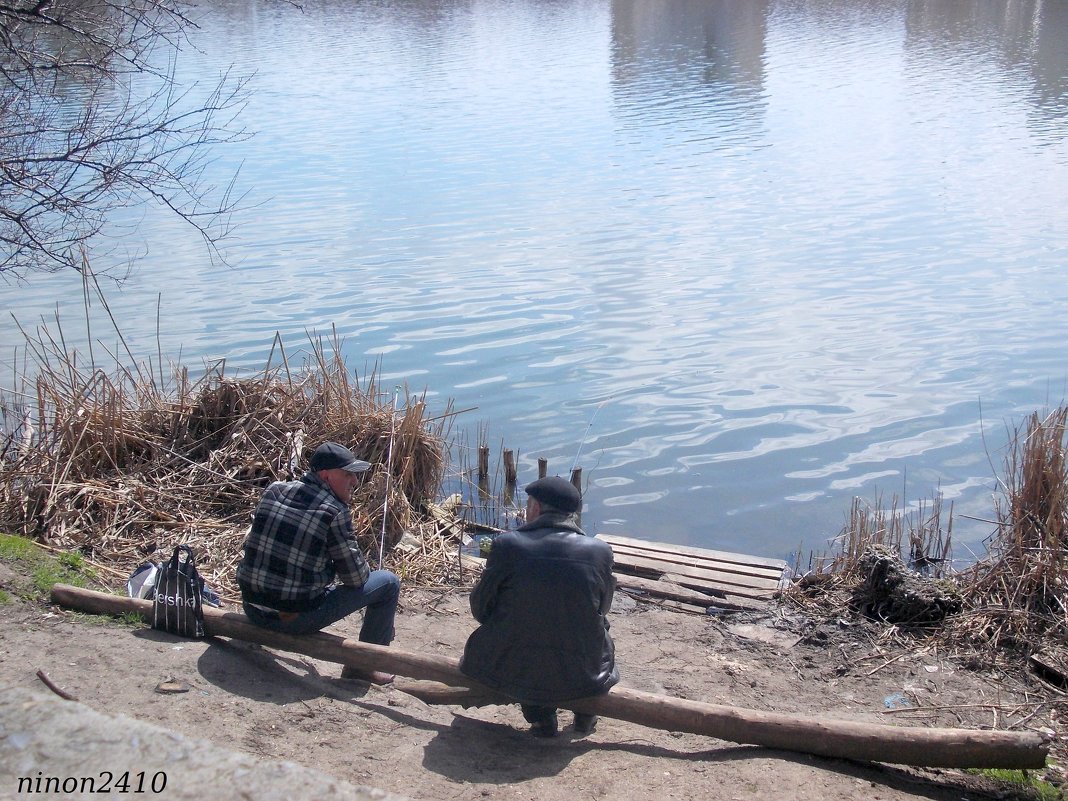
left=237, top=441, right=399, bottom=684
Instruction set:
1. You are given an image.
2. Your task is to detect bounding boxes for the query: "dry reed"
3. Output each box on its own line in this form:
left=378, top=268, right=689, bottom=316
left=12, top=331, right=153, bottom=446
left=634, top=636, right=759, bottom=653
left=778, top=406, right=1068, bottom=770
left=0, top=325, right=469, bottom=600
left=787, top=406, right=1068, bottom=664
left=792, top=487, right=952, bottom=588
left=954, top=407, right=1068, bottom=652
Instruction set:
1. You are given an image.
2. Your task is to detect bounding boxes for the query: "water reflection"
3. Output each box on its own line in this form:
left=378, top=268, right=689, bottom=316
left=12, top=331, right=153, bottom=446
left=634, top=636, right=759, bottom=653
left=906, top=0, right=1068, bottom=121
left=2, top=0, right=1066, bottom=564
left=611, top=0, right=767, bottom=89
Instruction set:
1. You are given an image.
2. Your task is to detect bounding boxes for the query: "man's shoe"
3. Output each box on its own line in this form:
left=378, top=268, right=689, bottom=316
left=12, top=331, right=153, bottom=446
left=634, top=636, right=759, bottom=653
left=573, top=713, right=598, bottom=735
left=340, top=665, right=395, bottom=685
left=529, top=711, right=558, bottom=738
left=530, top=720, right=558, bottom=738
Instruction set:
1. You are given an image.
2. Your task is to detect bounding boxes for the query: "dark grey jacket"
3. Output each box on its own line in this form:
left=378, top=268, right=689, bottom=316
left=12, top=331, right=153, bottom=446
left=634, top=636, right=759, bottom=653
left=459, top=512, right=619, bottom=703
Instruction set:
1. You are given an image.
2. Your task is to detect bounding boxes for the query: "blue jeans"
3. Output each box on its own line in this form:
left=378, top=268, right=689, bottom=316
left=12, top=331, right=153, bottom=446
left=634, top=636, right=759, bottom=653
left=243, top=570, right=400, bottom=645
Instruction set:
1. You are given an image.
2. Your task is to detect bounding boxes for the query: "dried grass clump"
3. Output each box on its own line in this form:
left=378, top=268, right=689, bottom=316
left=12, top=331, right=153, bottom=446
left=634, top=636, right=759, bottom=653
left=785, top=491, right=953, bottom=618
left=850, top=544, right=962, bottom=626
left=786, top=406, right=1068, bottom=664
left=0, top=330, right=467, bottom=599
left=955, top=407, right=1068, bottom=652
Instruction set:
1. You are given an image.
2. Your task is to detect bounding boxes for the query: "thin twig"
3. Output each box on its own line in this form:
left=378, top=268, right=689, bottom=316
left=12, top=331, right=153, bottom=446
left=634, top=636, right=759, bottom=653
left=36, top=669, right=78, bottom=701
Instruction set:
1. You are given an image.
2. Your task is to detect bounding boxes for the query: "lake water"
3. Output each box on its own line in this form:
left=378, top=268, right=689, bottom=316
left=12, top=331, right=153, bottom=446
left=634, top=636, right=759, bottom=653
left=2, top=0, right=1067, bottom=566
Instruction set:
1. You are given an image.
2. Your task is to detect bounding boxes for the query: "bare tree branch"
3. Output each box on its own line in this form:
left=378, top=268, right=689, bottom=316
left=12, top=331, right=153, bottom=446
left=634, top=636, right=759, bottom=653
left=0, top=0, right=252, bottom=278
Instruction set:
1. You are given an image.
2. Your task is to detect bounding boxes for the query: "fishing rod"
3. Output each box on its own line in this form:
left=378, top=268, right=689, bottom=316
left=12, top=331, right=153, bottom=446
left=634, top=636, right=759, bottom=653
left=570, top=396, right=612, bottom=474
left=378, top=385, right=400, bottom=568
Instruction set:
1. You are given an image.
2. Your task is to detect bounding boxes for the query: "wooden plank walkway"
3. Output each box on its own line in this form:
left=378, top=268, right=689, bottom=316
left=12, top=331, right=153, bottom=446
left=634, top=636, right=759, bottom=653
left=459, top=532, right=789, bottom=613
left=597, top=533, right=788, bottom=610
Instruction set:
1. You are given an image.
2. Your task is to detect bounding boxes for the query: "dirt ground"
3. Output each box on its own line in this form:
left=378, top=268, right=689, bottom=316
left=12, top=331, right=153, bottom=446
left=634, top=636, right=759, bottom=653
left=1, top=573, right=1064, bottom=801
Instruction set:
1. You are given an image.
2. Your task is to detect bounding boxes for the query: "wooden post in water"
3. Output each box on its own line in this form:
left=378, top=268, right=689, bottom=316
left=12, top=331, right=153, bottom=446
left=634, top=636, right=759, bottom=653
left=537, top=457, right=548, bottom=479
left=502, top=448, right=517, bottom=505
left=476, top=444, right=491, bottom=500
left=502, top=449, right=517, bottom=486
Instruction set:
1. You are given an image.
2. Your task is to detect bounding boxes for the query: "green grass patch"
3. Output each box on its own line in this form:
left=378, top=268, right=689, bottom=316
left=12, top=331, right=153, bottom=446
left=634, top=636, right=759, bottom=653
left=0, top=532, right=37, bottom=561
left=0, top=532, right=97, bottom=600
left=0, top=533, right=142, bottom=628
left=970, top=769, right=1062, bottom=800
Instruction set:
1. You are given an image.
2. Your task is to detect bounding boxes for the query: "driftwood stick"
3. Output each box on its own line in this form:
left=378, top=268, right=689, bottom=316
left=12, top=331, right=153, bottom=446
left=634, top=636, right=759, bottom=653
left=36, top=669, right=78, bottom=701
left=50, top=584, right=1050, bottom=769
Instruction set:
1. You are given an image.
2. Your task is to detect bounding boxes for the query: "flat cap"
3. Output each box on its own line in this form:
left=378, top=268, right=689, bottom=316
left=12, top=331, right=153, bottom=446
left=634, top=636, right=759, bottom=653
left=525, top=476, right=582, bottom=514
left=309, top=442, right=371, bottom=473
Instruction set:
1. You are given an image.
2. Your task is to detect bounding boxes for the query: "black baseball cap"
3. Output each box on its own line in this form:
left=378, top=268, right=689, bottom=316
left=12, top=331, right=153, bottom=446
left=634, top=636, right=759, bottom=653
left=309, top=442, right=371, bottom=473
left=524, top=476, right=582, bottom=513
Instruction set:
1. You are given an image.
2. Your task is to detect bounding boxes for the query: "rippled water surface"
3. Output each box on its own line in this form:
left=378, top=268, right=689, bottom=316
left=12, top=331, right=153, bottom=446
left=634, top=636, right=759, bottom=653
left=4, top=0, right=1067, bottom=563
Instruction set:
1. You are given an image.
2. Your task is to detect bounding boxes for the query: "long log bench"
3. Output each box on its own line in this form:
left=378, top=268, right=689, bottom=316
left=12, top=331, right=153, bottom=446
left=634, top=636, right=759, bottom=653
left=50, top=584, right=1048, bottom=769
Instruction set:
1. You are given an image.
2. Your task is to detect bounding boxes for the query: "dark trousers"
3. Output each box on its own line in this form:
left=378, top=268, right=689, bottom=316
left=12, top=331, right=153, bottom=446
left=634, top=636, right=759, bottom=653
left=522, top=703, right=597, bottom=733
left=520, top=704, right=557, bottom=726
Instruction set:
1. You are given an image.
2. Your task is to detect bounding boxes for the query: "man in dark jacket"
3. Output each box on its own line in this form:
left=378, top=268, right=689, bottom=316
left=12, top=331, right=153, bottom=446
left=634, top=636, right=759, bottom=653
left=236, top=441, right=399, bottom=685
left=460, top=475, right=619, bottom=737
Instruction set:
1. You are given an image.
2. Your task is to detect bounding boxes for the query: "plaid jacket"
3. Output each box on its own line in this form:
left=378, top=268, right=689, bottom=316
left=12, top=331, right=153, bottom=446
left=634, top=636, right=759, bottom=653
left=236, top=472, right=370, bottom=612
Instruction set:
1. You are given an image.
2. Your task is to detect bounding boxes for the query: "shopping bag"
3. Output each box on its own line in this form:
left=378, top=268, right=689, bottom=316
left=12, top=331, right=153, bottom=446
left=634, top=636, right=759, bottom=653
left=151, top=545, right=206, bottom=638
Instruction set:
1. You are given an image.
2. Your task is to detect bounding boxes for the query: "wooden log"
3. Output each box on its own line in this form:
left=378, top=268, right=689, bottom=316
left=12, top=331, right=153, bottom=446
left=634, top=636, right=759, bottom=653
left=392, top=680, right=1050, bottom=770
left=50, top=584, right=1049, bottom=769
left=50, top=585, right=461, bottom=686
